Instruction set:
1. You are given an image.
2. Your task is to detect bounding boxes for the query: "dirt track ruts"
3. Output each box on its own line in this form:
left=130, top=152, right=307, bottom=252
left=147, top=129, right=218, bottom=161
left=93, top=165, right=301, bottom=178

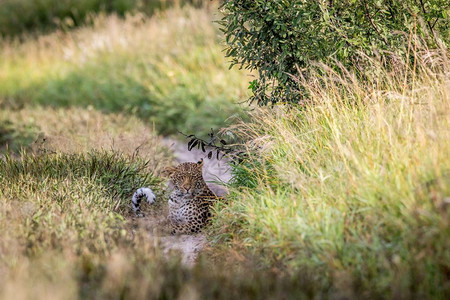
left=153, top=138, right=231, bottom=266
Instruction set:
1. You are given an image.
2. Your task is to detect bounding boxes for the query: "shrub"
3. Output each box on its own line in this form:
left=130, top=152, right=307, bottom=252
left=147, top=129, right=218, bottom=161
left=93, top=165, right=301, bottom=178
left=219, top=0, right=449, bottom=105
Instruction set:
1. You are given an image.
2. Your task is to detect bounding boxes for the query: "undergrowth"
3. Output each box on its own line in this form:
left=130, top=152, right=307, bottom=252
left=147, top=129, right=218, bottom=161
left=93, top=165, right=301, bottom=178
left=0, top=150, right=325, bottom=299
left=210, top=45, right=450, bottom=297
left=0, top=119, right=38, bottom=152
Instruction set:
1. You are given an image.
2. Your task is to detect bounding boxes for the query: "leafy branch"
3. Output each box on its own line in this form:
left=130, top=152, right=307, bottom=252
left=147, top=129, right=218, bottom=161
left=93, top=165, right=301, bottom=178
left=362, top=0, right=388, bottom=45
left=178, top=129, right=245, bottom=163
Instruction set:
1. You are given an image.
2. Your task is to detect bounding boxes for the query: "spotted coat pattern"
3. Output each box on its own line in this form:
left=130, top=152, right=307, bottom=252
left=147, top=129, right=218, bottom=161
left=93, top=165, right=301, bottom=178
left=132, top=159, right=220, bottom=234
left=165, top=159, right=219, bottom=234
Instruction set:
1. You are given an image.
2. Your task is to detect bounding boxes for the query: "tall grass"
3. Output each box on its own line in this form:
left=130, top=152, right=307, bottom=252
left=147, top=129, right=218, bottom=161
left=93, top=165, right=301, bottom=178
left=0, top=150, right=160, bottom=298
left=0, top=6, right=249, bottom=136
left=211, top=46, right=450, bottom=297
left=0, top=150, right=322, bottom=299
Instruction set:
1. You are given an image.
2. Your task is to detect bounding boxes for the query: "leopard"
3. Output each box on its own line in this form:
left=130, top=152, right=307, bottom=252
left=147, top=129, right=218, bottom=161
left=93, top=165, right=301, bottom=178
left=131, top=159, right=220, bottom=234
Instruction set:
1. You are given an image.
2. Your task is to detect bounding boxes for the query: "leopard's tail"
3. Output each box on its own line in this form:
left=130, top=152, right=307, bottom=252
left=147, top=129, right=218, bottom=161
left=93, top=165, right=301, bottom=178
left=132, top=187, right=156, bottom=215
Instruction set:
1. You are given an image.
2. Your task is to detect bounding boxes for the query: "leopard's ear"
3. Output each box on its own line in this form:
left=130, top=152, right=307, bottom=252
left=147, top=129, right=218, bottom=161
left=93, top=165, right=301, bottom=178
left=162, top=166, right=177, bottom=177
left=196, top=158, right=204, bottom=168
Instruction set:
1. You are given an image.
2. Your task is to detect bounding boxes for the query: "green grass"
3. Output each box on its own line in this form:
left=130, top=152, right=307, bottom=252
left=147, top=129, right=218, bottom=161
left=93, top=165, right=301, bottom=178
left=1, top=150, right=163, bottom=213
left=0, top=106, right=322, bottom=299
left=0, top=150, right=158, bottom=297
left=0, top=6, right=249, bottom=137
left=0, top=119, right=38, bottom=152
left=210, top=47, right=450, bottom=297
left=0, top=148, right=326, bottom=299
left=0, top=0, right=207, bottom=38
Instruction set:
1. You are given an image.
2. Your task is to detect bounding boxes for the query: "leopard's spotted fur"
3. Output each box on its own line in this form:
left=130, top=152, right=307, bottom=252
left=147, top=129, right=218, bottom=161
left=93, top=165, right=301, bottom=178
left=132, top=159, right=219, bottom=234
left=165, top=159, right=219, bottom=234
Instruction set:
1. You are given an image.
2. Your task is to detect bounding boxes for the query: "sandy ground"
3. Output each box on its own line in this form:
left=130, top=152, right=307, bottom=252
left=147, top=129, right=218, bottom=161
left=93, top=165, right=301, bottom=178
left=149, top=138, right=231, bottom=266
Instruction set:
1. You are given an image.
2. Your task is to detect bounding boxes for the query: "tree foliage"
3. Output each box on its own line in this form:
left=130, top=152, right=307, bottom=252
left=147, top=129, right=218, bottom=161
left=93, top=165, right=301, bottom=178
left=219, top=0, right=449, bottom=105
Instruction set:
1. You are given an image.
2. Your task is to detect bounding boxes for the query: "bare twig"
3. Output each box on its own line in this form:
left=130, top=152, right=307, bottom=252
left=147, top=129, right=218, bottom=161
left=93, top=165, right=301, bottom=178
left=417, top=0, right=435, bottom=34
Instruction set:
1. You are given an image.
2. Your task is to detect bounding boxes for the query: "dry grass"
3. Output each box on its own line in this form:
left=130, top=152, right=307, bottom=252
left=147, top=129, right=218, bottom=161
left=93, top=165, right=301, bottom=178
left=0, top=106, right=171, bottom=164
left=211, top=45, right=450, bottom=297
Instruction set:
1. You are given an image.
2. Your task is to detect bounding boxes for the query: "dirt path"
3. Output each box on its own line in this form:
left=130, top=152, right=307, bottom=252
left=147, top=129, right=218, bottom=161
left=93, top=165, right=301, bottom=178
left=153, top=138, right=231, bottom=266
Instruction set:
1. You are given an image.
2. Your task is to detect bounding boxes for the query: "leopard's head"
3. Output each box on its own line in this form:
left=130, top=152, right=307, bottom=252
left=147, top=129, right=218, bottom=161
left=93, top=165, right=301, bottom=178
left=163, top=159, right=206, bottom=196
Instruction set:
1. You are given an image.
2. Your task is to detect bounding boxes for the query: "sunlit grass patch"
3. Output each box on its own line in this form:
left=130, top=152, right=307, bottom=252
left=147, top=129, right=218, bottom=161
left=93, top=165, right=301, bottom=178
left=0, top=150, right=160, bottom=298
left=0, top=7, right=250, bottom=136
left=0, top=150, right=163, bottom=214
left=0, top=106, right=172, bottom=163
